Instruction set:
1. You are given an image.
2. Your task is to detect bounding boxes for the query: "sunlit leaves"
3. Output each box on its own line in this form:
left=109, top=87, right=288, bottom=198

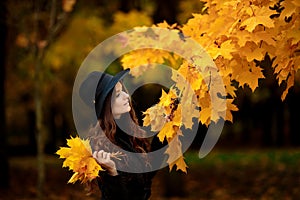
left=182, top=0, right=300, bottom=100
left=121, top=0, right=300, bottom=172
left=121, top=26, right=227, bottom=172
left=231, top=55, right=265, bottom=91
left=56, top=136, right=103, bottom=184
left=241, top=6, right=277, bottom=32
left=121, top=49, right=175, bottom=76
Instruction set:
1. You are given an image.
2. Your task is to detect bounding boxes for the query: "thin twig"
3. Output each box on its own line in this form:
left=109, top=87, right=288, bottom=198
left=111, top=151, right=125, bottom=160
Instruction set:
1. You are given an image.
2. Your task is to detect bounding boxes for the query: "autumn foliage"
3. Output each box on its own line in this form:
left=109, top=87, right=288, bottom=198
left=121, top=0, right=300, bottom=172
left=181, top=0, right=300, bottom=100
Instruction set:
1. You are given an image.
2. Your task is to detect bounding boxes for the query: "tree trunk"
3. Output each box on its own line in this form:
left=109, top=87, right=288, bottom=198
left=0, top=0, right=9, bottom=189
left=33, top=0, right=72, bottom=197
left=34, top=0, right=45, bottom=198
left=35, top=53, right=45, bottom=199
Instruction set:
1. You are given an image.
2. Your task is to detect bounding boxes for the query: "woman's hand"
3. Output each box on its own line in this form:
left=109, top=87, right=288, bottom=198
left=93, top=150, right=118, bottom=176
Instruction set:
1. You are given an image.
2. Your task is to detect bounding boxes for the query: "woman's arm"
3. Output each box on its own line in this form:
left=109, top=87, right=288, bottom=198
left=93, top=150, right=118, bottom=176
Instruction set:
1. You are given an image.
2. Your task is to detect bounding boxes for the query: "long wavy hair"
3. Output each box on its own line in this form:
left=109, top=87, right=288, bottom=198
left=85, top=83, right=151, bottom=195
left=88, top=83, right=150, bottom=154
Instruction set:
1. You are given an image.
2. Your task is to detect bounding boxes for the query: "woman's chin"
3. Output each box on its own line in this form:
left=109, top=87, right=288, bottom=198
left=123, top=105, right=131, bottom=113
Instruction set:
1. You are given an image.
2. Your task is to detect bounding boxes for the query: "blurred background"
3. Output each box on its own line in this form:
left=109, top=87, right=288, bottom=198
left=0, top=0, right=300, bottom=199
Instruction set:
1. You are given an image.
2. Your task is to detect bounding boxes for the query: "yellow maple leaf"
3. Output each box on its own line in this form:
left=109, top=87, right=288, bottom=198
left=240, top=67, right=263, bottom=91
left=158, top=89, right=177, bottom=108
left=199, top=106, right=211, bottom=126
left=157, top=122, right=176, bottom=142
left=240, top=41, right=265, bottom=62
left=280, top=1, right=298, bottom=21
left=167, top=155, right=188, bottom=173
left=273, top=56, right=298, bottom=100
left=198, top=90, right=224, bottom=126
left=172, top=104, right=182, bottom=126
left=241, top=16, right=274, bottom=32
left=181, top=88, right=199, bottom=129
left=142, top=112, right=151, bottom=127
left=274, top=59, right=292, bottom=85
left=165, top=134, right=188, bottom=173
left=214, top=57, right=237, bottom=98
left=240, top=5, right=277, bottom=32
left=225, top=98, right=239, bottom=122
left=143, top=105, right=166, bottom=132
left=232, top=57, right=265, bottom=91
left=155, top=20, right=177, bottom=29
left=208, top=40, right=237, bottom=60
left=234, top=29, right=276, bottom=47
left=177, top=61, right=204, bottom=91
left=56, top=136, right=103, bottom=184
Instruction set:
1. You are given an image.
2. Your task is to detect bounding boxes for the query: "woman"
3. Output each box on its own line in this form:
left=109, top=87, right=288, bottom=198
left=79, top=69, right=160, bottom=200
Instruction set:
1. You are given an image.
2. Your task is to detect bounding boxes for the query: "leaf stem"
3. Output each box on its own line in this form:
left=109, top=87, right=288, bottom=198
left=111, top=151, right=125, bottom=160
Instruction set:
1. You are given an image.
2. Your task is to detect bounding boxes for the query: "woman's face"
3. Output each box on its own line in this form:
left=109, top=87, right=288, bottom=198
left=111, top=82, right=131, bottom=119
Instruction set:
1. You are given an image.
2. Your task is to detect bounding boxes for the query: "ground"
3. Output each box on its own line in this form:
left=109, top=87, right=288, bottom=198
left=1, top=149, right=300, bottom=200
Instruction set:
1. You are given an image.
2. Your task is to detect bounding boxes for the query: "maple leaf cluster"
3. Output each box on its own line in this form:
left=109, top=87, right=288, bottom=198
left=182, top=0, right=300, bottom=100
left=143, top=89, right=189, bottom=172
left=120, top=0, right=300, bottom=172
left=56, top=136, right=103, bottom=184
left=120, top=24, right=234, bottom=172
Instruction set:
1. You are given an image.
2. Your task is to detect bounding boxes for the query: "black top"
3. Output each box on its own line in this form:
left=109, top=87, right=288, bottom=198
left=98, top=171, right=153, bottom=200
left=97, top=124, right=164, bottom=200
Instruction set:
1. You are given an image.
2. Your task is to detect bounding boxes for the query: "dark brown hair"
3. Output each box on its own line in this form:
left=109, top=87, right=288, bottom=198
left=85, top=83, right=151, bottom=195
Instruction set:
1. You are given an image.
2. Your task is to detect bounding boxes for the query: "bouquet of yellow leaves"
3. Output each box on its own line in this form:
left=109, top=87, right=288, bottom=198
left=56, top=136, right=103, bottom=184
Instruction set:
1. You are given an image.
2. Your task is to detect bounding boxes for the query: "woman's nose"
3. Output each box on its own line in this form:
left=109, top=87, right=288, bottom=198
left=122, top=91, right=129, bottom=99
